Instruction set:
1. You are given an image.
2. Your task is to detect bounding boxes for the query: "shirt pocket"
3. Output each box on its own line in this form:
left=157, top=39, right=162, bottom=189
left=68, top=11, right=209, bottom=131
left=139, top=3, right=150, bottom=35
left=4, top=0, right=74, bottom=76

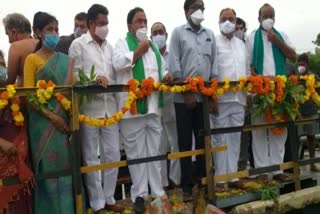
left=201, top=41, right=212, bottom=56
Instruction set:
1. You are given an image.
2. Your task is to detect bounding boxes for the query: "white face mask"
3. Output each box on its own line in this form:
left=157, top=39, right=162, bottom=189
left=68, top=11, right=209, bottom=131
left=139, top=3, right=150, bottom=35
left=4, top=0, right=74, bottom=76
left=136, top=27, right=148, bottom=42
left=298, top=65, right=307, bottom=74
left=74, top=27, right=86, bottom=38
left=234, top=30, right=245, bottom=40
left=152, top=35, right=166, bottom=49
left=219, top=20, right=236, bottom=35
left=190, top=9, right=204, bottom=26
left=95, top=25, right=109, bottom=40
left=261, top=18, right=274, bottom=31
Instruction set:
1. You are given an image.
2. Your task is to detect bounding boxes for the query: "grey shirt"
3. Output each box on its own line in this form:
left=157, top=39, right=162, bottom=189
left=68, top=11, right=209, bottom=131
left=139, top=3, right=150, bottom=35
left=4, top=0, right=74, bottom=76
left=168, top=23, right=216, bottom=103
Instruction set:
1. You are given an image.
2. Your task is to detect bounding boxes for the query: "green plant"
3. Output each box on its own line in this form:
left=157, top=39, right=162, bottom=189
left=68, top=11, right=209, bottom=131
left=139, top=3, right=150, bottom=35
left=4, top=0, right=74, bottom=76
left=255, top=182, right=279, bottom=203
left=74, top=65, right=97, bottom=105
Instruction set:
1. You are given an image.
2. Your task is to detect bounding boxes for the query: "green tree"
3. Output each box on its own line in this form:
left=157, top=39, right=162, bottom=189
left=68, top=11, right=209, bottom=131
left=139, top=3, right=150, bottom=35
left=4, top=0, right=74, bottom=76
left=313, top=33, right=320, bottom=46
left=307, top=47, right=320, bottom=75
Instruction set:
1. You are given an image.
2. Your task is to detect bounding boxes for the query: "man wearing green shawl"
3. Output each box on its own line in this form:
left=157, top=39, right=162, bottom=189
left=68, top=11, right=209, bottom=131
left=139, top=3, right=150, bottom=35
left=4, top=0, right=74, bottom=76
left=112, top=7, right=172, bottom=213
left=246, top=3, right=296, bottom=182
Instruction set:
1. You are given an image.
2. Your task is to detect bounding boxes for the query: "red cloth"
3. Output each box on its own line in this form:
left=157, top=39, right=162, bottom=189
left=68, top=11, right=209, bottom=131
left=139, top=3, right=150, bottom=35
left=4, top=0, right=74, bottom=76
left=0, top=107, right=33, bottom=213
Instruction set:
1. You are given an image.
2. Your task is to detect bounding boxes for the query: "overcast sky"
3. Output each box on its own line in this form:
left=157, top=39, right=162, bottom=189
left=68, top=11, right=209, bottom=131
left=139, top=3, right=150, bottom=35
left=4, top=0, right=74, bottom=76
left=0, top=0, right=319, bottom=59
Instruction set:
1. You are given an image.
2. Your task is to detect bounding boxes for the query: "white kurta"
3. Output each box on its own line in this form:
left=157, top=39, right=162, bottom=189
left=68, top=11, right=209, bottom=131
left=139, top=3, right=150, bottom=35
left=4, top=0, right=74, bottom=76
left=211, top=34, right=248, bottom=182
left=112, top=38, right=166, bottom=201
left=69, top=32, right=120, bottom=211
left=246, top=29, right=294, bottom=175
left=160, top=50, right=181, bottom=186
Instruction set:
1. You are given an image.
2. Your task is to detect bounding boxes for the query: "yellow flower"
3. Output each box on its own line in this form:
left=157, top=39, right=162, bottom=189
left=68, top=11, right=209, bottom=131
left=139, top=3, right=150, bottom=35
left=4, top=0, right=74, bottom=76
left=11, top=104, right=19, bottom=112
left=14, top=112, right=24, bottom=122
left=61, top=98, right=71, bottom=110
left=0, top=100, right=8, bottom=110
left=217, top=88, right=224, bottom=96
left=6, top=85, right=16, bottom=98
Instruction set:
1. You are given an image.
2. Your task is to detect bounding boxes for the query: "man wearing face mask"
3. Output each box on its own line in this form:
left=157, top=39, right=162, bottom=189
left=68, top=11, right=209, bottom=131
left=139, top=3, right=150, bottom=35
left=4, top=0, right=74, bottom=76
left=151, top=22, right=181, bottom=189
left=55, top=12, right=88, bottom=54
left=211, top=8, right=249, bottom=192
left=296, top=53, right=320, bottom=172
left=69, top=4, right=124, bottom=214
left=168, top=0, right=216, bottom=201
left=113, top=7, right=172, bottom=213
left=246, top=3, right=296, bottom=182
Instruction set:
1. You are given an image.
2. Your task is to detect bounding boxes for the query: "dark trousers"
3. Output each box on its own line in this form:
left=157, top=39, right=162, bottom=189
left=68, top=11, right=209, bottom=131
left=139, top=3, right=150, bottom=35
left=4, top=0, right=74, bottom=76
left=174, top=102, right=206, bottom=193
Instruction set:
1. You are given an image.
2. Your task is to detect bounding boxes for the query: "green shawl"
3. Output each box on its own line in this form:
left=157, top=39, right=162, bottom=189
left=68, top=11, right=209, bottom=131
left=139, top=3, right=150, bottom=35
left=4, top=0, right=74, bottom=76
left=126, top=32, right=163, bottom=114
left=253, top=28, right=287, bottom=75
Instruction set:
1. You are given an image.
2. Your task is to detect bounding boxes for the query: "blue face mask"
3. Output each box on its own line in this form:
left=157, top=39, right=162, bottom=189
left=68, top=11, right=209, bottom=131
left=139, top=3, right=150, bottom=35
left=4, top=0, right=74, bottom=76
left=43, top=34, right=60, bottom=50
left=0, top=66, right=7, bottom=83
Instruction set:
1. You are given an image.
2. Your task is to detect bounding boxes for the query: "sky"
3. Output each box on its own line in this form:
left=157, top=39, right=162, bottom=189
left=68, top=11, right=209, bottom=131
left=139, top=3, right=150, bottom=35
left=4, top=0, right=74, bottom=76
left=0, top=0, right=319, bottom=60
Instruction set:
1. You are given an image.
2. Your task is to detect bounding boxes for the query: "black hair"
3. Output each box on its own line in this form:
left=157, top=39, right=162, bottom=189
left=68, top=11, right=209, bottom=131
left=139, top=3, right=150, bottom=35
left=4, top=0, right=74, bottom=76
left=184, top=0, right=196, bottom=11
left=151, top=22, right=166, bottom=33
left=298, top=53, right=309, bottom=65
left=33, top=12, right=58, bottom=52
left=127, top=7, right=144, bottom=25
left=258, top=3, right=275, bottom=17
left=75, top=12, right=87, bottom=21
left=219, top=8, right=237, bottom=18
left=87, top=4, right=109, bottom=27
left=236, top=17, right=247, bottom=32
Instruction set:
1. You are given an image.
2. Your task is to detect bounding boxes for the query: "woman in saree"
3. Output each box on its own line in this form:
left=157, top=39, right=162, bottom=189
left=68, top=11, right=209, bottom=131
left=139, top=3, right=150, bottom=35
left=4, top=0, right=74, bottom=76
left=23, top=12, right=74, bottom=214
left=0, top=57, right=33, bottom=213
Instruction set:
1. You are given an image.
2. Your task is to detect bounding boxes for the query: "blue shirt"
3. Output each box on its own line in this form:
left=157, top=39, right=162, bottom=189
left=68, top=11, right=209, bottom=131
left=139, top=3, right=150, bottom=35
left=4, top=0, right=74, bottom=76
left=168, top=23, right=216, bottom=102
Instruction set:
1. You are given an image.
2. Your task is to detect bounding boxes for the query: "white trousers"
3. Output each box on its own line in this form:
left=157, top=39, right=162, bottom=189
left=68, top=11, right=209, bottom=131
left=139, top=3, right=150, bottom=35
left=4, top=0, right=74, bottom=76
left=211, top=103, right=245, bottom=183
left=251, top=115, right=287, bottom=175
left=160, top=119, right=181, bottom=186
left=80, top=123, right=120, bottom=211
left=119, top=114, right=165, bottom=202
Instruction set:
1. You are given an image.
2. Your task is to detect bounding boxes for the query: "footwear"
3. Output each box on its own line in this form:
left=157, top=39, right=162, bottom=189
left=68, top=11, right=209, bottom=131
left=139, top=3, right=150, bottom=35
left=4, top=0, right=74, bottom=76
left=310, top=164, right=320, bottom=172
left=105, top=203, right=124, bottom=212
left=257, top=174, right=269, bottom=183
left=183, top=191, right=193, bottom=202
left=228, top=180, right=248, bottom=189
left=133, top=197, right=145, bottom=214
left=94, top=208, right=106, bottom=214
left=215, top=183, right=225, bottom=193
left=273, top=174, right=291, bottom=182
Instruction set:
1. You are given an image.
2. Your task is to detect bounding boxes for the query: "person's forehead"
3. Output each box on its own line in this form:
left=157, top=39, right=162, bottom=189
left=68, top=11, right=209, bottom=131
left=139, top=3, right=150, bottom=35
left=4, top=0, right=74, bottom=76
left=151, top=23, right=165, bottom=32
left=261, top=6, right=274, bottom=15
left=191, top=0, right=204, bottom=7
left=133, top=11, right=146, bottom=21
left=220, top=9, right=236, bottom=19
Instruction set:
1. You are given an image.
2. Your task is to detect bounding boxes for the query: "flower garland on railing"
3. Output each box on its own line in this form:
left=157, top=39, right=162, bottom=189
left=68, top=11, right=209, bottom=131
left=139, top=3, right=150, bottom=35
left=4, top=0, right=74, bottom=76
left=3, top=75, right=320, bottom=133
left=0, top=84, right=24, bottom=126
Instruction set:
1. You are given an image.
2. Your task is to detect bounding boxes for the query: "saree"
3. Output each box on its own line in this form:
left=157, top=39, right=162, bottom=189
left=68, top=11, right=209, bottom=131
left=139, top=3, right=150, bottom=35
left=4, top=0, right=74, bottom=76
left=0, top=105, right=33, bottom=214
left=28, top=52, right=74, bottom=214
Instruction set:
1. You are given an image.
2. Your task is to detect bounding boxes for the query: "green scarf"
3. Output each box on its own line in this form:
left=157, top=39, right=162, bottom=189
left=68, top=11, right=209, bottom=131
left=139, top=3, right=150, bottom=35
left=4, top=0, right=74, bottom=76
left=253, top=27, right=287, bottom=75
left=126, top=32, right=163, bottom=114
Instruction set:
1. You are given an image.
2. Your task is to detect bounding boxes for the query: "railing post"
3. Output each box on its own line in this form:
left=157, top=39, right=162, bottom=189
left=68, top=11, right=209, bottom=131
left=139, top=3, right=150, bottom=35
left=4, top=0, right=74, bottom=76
left=71, top=91, right=83, bottom=214
left=202, top=95, right=216, bottom=203
left=287, top=122, right=301, bottom=191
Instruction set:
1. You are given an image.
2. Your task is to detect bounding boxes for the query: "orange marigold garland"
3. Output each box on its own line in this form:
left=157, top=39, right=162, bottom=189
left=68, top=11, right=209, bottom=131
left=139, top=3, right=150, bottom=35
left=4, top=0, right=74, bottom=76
left=10, top=97, right=24, bottom=126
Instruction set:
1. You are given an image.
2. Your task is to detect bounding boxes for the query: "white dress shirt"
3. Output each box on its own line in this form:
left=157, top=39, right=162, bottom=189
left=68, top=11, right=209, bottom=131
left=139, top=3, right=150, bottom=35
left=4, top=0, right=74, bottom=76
left=213, top=34, right=249, bottom=105
left=246, top=29, right=294, bottom=76
left=69, top=32, right=117, bottom=118
left=112, top=38, right=168, bottom=119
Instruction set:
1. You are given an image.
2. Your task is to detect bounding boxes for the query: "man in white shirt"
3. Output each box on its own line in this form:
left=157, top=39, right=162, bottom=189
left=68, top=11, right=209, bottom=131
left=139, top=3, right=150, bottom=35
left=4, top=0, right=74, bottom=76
left=211, top=8, right=249, bottom=192
left=69, top=4, right=123, bottom=214
left=112, top=7, right=172, bottom=213
left=151, top=22, right=181, bottom=188
left=246, top=3, right=296, bottom=182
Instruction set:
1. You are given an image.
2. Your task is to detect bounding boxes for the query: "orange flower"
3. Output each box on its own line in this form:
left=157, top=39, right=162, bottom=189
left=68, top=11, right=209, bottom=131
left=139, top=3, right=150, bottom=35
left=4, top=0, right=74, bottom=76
left=1, top=91, right=9, bottom=100
left=288, top=75, right=298, bottom=85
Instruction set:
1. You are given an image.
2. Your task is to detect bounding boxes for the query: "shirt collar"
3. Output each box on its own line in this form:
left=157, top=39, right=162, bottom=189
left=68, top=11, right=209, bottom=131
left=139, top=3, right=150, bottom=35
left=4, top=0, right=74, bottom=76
left=185, top=22, right=205, bottom=34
